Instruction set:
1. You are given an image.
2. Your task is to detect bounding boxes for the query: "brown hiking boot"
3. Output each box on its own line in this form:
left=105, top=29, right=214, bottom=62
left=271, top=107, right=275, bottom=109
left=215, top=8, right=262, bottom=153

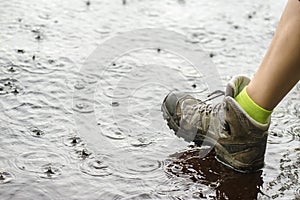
left=161, top=76, right=270, bottom=172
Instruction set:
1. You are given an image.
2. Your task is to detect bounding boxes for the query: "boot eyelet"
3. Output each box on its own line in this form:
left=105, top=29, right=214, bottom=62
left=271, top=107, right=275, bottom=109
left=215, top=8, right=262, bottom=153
left=223, top=121, right=231, bottom=135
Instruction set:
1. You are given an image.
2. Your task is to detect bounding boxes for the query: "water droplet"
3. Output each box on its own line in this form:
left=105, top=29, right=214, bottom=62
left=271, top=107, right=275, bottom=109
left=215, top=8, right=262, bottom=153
left=40, top=164, right=62, bottom=179
left=12, top=88, right=19, bottom=94
left=76, top=148, right=92, bottom=159
left=80, top=157, right=112, bottom=177
left=0, top=171, right=14, bottom=184
left=16, top=49, right=25, bottom=54
left=35, top=35, right=42, bottom=40
left=64, top=135, right=83, bottom=147
left=4, top=81, right=11, bottom=86
left=0, top=78, right=23, bottom=95
left=111, top=101, right=119, bottom=107
left=48, top=59, right=55, bottom=64
left=74, top=82, right=85, bottom=90
left=73, top=102, right=94, bottom=113
left=6, top=64, right=18, bottom=73
left=101, top=126, right=127, bottom=140
left=131, top=138, right=153, bottom=147
left=29, top=127, right=45, bottom=137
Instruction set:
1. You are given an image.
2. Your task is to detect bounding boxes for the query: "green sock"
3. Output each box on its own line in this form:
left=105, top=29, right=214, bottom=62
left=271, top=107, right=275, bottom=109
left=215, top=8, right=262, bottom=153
left=235, top=86, right=272, bottom=124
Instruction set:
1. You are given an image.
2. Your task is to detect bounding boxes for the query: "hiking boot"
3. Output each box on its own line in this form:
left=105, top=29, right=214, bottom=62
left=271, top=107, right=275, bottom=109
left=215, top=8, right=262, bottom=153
left=161, top=76, right=270, bottom=172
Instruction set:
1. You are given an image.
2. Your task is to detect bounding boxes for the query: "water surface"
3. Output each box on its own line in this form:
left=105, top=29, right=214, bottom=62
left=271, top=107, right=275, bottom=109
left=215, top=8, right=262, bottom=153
left=0, top=0, right=299, bottom=199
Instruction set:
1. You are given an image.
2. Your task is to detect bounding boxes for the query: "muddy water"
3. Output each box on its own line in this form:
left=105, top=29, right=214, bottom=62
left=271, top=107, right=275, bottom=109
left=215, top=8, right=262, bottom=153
left=0, top=0, right=299, bottom=199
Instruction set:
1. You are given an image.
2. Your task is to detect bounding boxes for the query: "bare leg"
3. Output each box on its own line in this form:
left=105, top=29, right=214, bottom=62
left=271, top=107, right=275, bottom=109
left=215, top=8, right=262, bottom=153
left=247, top=0, right=300, bottom=111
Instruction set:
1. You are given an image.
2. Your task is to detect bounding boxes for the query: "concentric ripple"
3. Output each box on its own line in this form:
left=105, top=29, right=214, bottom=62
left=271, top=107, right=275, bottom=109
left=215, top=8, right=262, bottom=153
left=296, top=187, right=300, bottom=199
left=288, top=124, right=300, bottom=139
left=72, top=102, right=94, bottom=113
left=130, top=137, right=153, bottom=147
left=15, top=151, right=68, bottom=179
left=268, top=128, right=295, bottom=144
left=101, top=124, right=128, bottom=140
left=107, top=148, right=165, bottom=180
left=80, top=156, right=113, bottom=177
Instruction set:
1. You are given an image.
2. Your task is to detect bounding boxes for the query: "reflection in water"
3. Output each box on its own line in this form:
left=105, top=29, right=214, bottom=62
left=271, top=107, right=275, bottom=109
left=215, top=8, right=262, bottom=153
left=166, top=147, right=264, bottom=199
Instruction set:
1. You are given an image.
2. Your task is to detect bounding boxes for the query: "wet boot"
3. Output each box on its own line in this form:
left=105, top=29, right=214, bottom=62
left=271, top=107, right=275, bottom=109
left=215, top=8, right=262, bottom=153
left=161, top=76, right=270, bottom=172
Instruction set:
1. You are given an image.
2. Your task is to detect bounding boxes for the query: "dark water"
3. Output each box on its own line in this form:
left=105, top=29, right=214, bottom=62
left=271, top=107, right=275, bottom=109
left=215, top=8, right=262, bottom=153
left=0, top=0, right=299, bottom=199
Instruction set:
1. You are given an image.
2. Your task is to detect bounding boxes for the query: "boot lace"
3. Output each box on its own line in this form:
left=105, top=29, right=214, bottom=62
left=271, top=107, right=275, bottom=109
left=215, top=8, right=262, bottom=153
left=196, top=90, right=225, bottom=116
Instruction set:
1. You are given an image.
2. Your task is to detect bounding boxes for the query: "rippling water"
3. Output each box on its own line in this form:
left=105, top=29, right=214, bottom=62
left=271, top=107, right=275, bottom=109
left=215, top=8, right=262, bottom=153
left=0, top=0, right=299, bottom=199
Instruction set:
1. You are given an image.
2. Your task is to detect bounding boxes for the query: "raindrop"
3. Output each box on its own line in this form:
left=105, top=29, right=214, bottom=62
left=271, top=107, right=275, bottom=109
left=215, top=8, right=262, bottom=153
left=40, top=164, right=62, bottom=179
left=35, top=34, right=42, bottom=40
left=76, top=148, right=92, bottom=159
left=0, top=78, right=23, bottom=95
left=29, top=127, right=45, bottom=137
left=73, top=102, right=94, bottom=113
left=48, top=59, right=55, bottom=64
left=80, top=157, right=112, bottom=177
left=131, top=138, right=153, bottom=147
left=111, top=101, right=119, bottom=107
left=101, top=126, right=127, bottom=140
left=4, top=64, right=20, bottom=73
left=74, top=82, right=85, bottom=90
left=16, top=49, right=25, bottom=54
left=64, top=135, right=83, bottom=147
left=12, top=88, right=19, bottom=94
left=0, top=171, right=14, bottom=184
left=4, top=81, right=11, bottom=86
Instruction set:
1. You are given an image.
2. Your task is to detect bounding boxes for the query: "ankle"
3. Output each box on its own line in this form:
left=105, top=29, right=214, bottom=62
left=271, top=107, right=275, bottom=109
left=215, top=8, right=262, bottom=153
left=235, top=86, right=272, bottom=124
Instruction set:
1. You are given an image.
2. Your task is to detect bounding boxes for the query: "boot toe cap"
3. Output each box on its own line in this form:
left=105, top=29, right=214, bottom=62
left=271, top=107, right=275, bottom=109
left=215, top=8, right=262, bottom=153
left=163, top=92, right=187, bottom=116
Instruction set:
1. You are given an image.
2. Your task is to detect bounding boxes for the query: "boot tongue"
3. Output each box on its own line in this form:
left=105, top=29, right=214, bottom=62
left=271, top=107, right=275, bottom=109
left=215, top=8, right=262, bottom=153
left=225, top=76, right=251, bottom=97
